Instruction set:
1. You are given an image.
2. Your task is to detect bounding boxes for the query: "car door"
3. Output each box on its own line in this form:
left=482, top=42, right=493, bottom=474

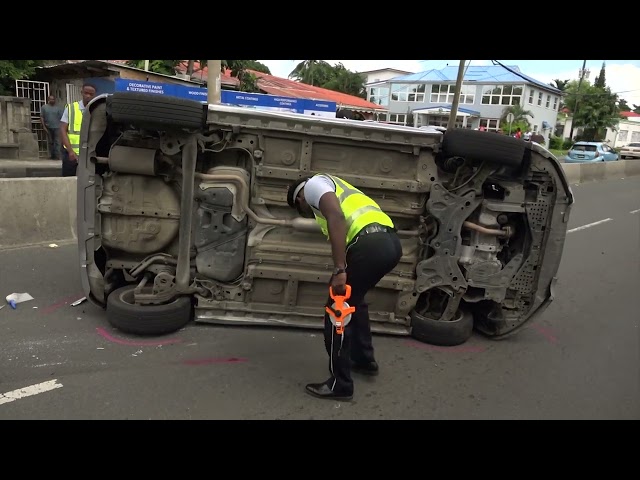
left=601, top=144, right=617, bottom=161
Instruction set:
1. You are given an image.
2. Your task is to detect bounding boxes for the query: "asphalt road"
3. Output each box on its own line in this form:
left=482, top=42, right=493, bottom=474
left=1, top=177, right=638, bottom=420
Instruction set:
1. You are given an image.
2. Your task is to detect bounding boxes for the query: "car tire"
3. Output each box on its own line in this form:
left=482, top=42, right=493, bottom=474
left=409, top=308, right=474, bottom=346
left=106, top=285, right=193, bottom=336
left=442, top=128, right=526, bottom=168
left=106, top=92, right=206, bottom=131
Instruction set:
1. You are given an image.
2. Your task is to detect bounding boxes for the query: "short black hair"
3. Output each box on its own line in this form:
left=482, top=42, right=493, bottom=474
left=286, top=176, right=312, bottom=209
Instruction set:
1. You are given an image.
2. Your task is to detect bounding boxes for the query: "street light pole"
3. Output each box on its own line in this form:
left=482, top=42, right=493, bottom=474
left=568, top=60, right=587, bottom=141
left=447, top=60, right=466, bottom=131
left=207, top=60, right=221, bottom=104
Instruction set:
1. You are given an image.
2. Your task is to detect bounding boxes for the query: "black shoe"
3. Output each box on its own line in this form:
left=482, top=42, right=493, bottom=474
left=351, top=361, right=379, bottom=376
left=305, top=382, right=353, bottom=401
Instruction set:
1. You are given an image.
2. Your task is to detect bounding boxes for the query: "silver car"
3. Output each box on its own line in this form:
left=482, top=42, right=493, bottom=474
left=76, top=92, right=574, bottom=346
left=619, top=142, right=640, bottom=159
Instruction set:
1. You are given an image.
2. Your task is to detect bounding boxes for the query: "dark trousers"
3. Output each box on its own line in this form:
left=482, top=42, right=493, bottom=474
left=61, top=148, right=77, bottom=177
left=46, top=128, right=61, bottom=159
left=323, top=229, right=403, bottom=394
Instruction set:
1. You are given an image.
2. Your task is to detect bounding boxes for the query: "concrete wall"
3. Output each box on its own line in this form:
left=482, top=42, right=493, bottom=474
left=1, top=161, right=639, bottom=249
left=0, top=96, right=40, bottom=159
left=0, top=177, right=77, bottom=249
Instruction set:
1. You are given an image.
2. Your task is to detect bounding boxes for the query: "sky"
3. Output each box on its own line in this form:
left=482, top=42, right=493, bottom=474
left=256, top=60, right=640, bottom=107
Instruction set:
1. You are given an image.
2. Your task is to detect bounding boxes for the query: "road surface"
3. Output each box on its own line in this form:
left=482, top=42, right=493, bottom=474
left=1, top=177, right=638, bottom=419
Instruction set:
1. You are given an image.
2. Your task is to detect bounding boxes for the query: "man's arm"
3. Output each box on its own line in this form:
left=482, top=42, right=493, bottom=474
left=318, top=192, right=347, bottom=271
left=40, top=109, right=49, bottom=136
left=59, top=120, right=73, bottom=154
left=59, top=105, right=76, bottom=159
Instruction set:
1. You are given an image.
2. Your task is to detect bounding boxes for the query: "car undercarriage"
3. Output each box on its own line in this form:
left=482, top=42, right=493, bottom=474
left=76, top=92, right=573, bottom=346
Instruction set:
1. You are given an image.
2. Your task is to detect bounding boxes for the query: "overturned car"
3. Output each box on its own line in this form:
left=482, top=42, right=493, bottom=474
left=76, top=92, right=573, bottom=346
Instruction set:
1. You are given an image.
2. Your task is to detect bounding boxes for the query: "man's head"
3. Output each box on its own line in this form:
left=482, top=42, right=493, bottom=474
left=47, top=95, right=56, bottom=105
left=81, top=83, right=97, bottom=106
left=287, top=176, right=313, bottom=217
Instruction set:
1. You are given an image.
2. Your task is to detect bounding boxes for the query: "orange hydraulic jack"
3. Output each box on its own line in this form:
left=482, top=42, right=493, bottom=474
left=325, top=285, right=356, bottom=335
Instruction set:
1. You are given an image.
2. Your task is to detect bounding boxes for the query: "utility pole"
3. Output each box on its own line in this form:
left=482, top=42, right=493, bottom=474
left=447, top=60, right=466, bottom=131
left=144, top=60, right=149, bottom=71
left=207, top=60, right=221, bottom=104
left=568, top=60, right=588, bottom=141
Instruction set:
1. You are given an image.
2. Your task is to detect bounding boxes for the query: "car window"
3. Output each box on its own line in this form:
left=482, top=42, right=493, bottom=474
left=602, top=145, right=611, bottom=152
left=571, top=144, right=597, bottom=152
left=627, top=143, right=640, bottom=147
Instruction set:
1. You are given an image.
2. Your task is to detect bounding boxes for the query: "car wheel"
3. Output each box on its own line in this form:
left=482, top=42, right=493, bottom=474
left=106, top=285, right=193, bottom=336
left=409, top=308, right=474, bottom=346
left=106, top=92, right=206, bottom=131
left=442, top=128, right=526, bottom=168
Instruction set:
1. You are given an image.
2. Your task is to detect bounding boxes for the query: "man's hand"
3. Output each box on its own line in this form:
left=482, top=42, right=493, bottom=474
left=68, top=150, right=78, bottom=162
left=331, top=272, right=347, bottom=296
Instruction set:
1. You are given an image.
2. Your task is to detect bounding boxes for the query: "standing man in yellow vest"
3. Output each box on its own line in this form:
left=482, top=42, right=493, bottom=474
left=59, top=83, right=97, bottom=177
left=287, top=173, right=403, bottom=401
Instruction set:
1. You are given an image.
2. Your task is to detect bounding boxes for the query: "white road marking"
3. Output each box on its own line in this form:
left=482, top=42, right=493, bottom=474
left=567, top=218, right=613, bottom=233
left=630, top=209, right=640, bottom=215
left=0, top=379, right=63, bottom=405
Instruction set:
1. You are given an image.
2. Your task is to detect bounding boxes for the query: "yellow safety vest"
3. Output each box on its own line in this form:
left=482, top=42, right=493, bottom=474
left=66, top=101, right=83, bottom=155
left=310, top=174, right=394, bottom=245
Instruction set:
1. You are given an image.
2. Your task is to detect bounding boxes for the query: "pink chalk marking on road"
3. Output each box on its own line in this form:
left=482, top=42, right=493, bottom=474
left=404, top=339, right=485, bottom=353
left=182, top=357, right=248, bottom=366
left=532, top=325, right=558, bottom=344
left=40, top=293, right=85, bottom=315
left=96, top=327, right=183, bottom=346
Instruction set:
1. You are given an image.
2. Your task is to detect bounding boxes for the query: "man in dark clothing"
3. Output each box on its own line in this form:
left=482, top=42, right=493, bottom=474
left=287, top=173, right=403, bottom=401
left=40, top=95, right=64, bottom=160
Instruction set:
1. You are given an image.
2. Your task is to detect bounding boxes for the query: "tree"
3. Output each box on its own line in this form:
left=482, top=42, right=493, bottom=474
left=322, top=63, right=367, bottom=98
left=500, top=104, right=534, bottom=128
left=126, top=60, right=181, bottom=76
left=594, top=62, right=606, bottom=88
left=221, top=60, right=264, bottom=93
left=551, top=79, right=570, bottom=91
left=288, top=60, right=333, bottom=86
left=618, top=99, right=631, bottom=112
left=0, top=60, right=47, bottom=95
left=564, top=80, right=620, bottom=140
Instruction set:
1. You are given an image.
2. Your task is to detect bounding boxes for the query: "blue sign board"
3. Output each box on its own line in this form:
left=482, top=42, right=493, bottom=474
left=114, top=78, right=336, bottom=115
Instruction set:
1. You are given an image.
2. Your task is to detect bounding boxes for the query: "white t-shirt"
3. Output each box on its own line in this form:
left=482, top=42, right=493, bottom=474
left=303, top=174, right=336, bottom=209
left=60, top=100, right=87, bottom=124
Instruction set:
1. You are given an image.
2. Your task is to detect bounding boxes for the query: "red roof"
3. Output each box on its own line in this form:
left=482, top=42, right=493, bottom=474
left=246, top=70, right=385, bottom=112
left=620, top=111, right=640, bottom=118
left=175, top=61, right=239, bottom=87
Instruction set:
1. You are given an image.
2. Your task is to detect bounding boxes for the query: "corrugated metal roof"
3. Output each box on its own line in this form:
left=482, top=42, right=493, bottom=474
left=391, top=65, right=562, bottom=94
left=247, top=70, right=385, bottom=111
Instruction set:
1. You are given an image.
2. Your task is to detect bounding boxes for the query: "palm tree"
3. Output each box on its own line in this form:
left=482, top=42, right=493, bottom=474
left=289, top=60, right=331, bottom=86
left=501, top=104, right=534, bottom=128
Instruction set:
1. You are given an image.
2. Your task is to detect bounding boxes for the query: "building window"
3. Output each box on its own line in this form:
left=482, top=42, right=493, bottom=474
left=388, top=113, right=406, bottom=125
left=368, top=87, right=390, bottom=107
left=481, top=85, right=524, bottom=106
left=546, top=94, right=551, bottom=108
left=618, top=130, right=628, bottom=142
left=391, top=84, right=426, bottom=102
left=528, top=89, right=535, bottom=104
left=430, top=84, right=475, bottom=104
left=479, top=118, right=500, bottom=132
left=631, top=131, right=640, bottom=142
left=553, top=97, right=558, bottom=110
left=537, top=92, right=543, bottom=106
